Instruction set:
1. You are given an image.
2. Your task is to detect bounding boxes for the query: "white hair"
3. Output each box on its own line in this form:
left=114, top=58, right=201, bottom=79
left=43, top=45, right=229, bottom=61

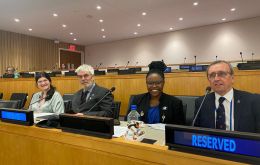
left=75, top=64, right=94, bottom=75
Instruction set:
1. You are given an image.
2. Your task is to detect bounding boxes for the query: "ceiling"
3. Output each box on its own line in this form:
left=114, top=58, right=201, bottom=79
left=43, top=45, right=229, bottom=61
left=0, top=0, right=260, bottom=46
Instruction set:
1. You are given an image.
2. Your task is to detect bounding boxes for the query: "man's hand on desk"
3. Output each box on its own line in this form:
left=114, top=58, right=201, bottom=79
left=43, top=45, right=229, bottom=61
left=74, top=113, right=84, bottom=116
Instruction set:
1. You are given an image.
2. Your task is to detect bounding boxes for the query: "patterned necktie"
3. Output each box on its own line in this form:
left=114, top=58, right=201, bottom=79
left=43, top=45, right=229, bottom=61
left=216, top=97, right=226, bottom=130
left=81, top=90, right=89, bottom=105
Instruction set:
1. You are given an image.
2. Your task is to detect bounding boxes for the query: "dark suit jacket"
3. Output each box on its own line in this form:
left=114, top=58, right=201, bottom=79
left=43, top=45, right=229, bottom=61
left=128, top=93, right=185, bottom=124
left=71, top=84, right=113, bottom=117
left=194, top=89, right=260, bottom=133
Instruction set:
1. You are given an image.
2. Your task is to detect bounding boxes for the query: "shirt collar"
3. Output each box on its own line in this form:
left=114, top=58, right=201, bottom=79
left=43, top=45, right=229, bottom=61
left=215, top=88, right=233, bottom=103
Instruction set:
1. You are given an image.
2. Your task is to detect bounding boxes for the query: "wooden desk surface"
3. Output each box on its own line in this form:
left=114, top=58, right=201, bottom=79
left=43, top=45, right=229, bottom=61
left=0, top=122, right=245, bottom=165
left=1, top=70, right=260, bottom=115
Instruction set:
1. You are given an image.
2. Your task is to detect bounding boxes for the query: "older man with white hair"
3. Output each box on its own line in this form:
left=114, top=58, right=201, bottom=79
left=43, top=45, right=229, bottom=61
left=71, top=64, right=113, bottom=117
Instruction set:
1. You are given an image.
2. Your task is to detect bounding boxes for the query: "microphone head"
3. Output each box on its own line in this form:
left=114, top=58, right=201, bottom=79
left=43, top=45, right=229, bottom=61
left=240, top=52, right=242, bottom=55
left=110, top=87, right=116, bottom=92
left=206, top=86, right=211, bottom=92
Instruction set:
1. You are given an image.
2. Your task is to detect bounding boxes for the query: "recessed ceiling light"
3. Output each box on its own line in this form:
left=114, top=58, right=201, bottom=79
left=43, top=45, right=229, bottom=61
left=222, top=18, right=226, bottom=21
left=179, top=17, right=183, bottom=21
left=14, top=18, right=20, bottom=22
left=62, top=24, right=67, bottom=28
left=193, top=2, right=199, bottom=6
left=101, top=28, right=105, bottom=32
left=137, top=24, right=141, bottom=27
left=134, top=32, right=138, bottom=35
left=230, top=8, right=236, bottom=11
left=99, top=19, right=103, bottom=23
left=96, top=5, right=102, bottom=10
left=28, top=28, right=32, bottom=31
left=73, top=38, right=77, bottom=41
left=142, top=12, right=147, bottom=16
left=70, top=32, right=73, bottom=35
left=53, top=13, right=58, bottom=17
left=169, top=27, right=173, bottom=30
left=102, top=35, right=106, bottom=38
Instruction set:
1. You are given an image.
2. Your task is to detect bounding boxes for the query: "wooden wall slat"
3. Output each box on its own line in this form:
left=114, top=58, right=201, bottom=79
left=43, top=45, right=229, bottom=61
left=0, top=30, right=85, bottom=74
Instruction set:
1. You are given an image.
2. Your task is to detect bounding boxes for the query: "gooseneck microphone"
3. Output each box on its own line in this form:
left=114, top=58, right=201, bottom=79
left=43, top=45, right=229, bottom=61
left=125, top=61, right=130, bottom=69
left=192, top=86, right=211, bottom=126
left=97, top=63, right=102, bottom=70
left=240, top=52, right=243, bottom=62
left=29, top=94, right=50, bottom=107
left=86, top=87, right=116, bottom=113
left=252, top=52, right=254, bottom=61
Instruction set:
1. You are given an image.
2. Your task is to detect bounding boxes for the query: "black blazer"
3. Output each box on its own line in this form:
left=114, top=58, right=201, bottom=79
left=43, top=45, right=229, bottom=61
left=71, top=84, right=113, bottom=117
left=194, top=89, right=260, bottom=133
left=128, top=93, right=185, bottom=124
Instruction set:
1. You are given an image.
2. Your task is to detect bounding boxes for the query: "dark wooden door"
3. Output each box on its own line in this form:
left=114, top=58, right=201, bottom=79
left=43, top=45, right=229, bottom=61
left=60, top=49, right=81, bottom=70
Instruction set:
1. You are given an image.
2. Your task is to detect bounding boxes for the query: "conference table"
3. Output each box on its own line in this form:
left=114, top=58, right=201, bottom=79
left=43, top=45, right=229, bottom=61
left=0, top=120, right=245, bottom=165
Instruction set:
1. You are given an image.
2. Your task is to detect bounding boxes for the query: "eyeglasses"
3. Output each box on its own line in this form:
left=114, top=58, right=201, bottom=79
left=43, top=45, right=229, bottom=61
left=208, top=71, right=231, bottom=80
left=146, top=80, right=163, bottom=86
left=37, top=79, right=49, bottom=84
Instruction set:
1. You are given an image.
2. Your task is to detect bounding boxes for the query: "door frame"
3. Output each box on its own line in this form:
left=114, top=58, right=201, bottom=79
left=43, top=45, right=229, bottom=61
left=58, top=48, right=85, bottom=68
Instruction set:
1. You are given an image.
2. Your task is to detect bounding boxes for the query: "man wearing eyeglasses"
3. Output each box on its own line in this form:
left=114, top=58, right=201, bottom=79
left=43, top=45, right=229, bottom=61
left=70, top=64, right=113, bottom=117
left=194, top=60, right=260, bottom=133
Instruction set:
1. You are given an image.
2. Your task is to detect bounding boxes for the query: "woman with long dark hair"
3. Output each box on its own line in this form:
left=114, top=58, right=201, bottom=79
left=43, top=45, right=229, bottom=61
left=29, top=72, right=64, bottom=114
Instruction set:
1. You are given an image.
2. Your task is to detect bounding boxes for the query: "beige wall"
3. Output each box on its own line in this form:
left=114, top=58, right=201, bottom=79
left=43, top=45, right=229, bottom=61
left=0, top=30, right=85, bottom=74
left=85, top=17, right=260, bottom=67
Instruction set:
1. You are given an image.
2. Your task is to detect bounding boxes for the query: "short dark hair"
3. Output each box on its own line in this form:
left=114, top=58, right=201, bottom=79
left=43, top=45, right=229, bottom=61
left=35, top=72, right=56, bottom=101
left=206, top=60, right=234, bottom=75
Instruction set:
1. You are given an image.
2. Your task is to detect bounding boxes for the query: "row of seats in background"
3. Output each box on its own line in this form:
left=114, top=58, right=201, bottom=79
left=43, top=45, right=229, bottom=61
left=0, top=92, right=199, bottom=126
left=3, top=68, right=144, bottom=78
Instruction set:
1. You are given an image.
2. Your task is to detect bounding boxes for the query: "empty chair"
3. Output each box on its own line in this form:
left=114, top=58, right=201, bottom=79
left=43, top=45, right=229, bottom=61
left=112, top=101, right=121, bottom=119
left=175, top=95, right=199, bottom=126
left=0, top=92, right=3, bottom=99
left=64, top=100, right=72, bottom=113
left=124, top=95, right=136, bottom=121
left=63, top=93, right=74, bottom=101
left=0, top=100, right=20, bottom=109
left=112, top=101, right=121, bottom=125
left=63, top=94, right=74, bottom=113
left=10, top=93, right=28, bottom=109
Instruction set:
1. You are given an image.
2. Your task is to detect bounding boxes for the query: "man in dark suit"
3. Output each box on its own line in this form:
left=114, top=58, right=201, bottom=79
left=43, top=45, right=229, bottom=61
left=194, top=60, right=260, bottom=133
left=71, top=64, right=113, bottom=117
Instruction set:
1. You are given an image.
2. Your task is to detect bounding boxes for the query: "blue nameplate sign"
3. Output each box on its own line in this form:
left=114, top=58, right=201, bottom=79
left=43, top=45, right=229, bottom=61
left=165, top=125, right=260, bottom=163
left=0, top=108, right=34, bottom=126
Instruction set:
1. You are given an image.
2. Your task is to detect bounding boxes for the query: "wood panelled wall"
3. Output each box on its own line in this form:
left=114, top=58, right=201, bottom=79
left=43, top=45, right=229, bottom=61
left=1, top=70, right=260, bottom=116
left=0, top=30, right=85, bottom=74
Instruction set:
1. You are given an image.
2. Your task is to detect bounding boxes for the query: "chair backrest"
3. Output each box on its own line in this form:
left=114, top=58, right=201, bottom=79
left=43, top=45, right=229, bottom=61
left=3, top=74, right=14, bottom=78
left=175, top=95, right=200, bottom=126
left=64, top=100, right=72, bottom=113
left=124, top=95, right=136, bottom=121
left=64, top=71, right=77, bottom=76
left=111, top=101, right=121, bottom=119
left=63, top=94, right=74, bottom=101
left=0, top=100, right=20, bottom=109
left=0, top=93, right=3, bottom=99
left=10, top=93, right=28, bottom=109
